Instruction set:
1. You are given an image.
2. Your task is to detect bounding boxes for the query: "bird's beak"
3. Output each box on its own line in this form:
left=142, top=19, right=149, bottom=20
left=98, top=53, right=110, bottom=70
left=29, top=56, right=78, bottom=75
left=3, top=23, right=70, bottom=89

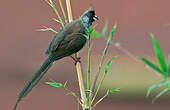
left=93, top=15, right=99, bottom=21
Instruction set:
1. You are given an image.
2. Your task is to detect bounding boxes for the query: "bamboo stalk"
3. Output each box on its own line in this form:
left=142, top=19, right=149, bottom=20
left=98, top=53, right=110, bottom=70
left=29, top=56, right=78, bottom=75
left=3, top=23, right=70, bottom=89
left=66, top=0, right=86, bottom=109
left=66, top=0, right=73, bottom=22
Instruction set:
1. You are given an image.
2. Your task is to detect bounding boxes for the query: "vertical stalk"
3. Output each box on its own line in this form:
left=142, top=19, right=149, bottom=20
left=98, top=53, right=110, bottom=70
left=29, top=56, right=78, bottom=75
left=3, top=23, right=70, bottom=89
left=86, top=35, right=91, bottom=107
left=87, top=35, right=91, bottom=90
left=66, top=0, right=87, bottom=109
left=90, top=73, right=106, bottom=106
left=90, top=53, right=105, bottom=93
left=66, top=0, right=73, bottom=22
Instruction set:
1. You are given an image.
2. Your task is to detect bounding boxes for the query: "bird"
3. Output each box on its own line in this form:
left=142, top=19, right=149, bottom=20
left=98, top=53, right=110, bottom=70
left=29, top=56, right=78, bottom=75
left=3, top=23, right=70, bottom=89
left=13, top=7, right=98, bottom=110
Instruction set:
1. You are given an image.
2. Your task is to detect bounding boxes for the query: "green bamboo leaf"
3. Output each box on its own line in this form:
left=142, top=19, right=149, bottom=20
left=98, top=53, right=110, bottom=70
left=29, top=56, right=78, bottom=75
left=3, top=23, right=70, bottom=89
left=83, top=34, right=89, bottom=40
left=152, top=88, right=169, bottom=103
left=146, top=80, right=169, bottom=97
left=140, top=57, right=163, bottom=75
left=89, top=23, right=98, bottom=33
left=90, top=32, right=101, bottom=38
left=46, top=82, right=63, bottom=88
left=38, top=28, right=52, bottom=31
left=89, top=27, right=95, bottom=34
left=101, top=23, right=108, bottom=37
left=66, top=91, right=77, bottom=97
left=168, top=54, right=170, bottom=77
left=103, top=23, right=117, bottom=56
left=37, top=27, right=58, bottom=33
left=150, top=33, right=167, bottom=73
left=107, top=24, right=117, bottom=45
left=109, top=88, right=120, bottom=93
left=63, top=81, right=68, bottom=88
left=105, top=56, right=118, bottom=74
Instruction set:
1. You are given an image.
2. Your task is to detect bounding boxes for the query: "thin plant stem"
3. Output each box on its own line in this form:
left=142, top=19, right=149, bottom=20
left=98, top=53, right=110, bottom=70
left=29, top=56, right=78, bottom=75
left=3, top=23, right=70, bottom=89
left=88, top=49, right=105, bottom=106
left=66, top=0, right=86, bottom=109
left=90, top=73, right=106, bottom=106
left=64, top=87, right=82, bottom=105
left=52, top=18, right=63, bottom=25
left=86, top=35, right=91, bottom=107
left=164, top=77, right=170, bottom=89
left=90, top=44, right=107, bottom=93
left=90, top=24, right=117, bottom=94
left=87, top=35, right=91, bottom=90
left=111, top=41, right=161, bottom=76
left=47, top=0, right=65, bottom=27
left=92, top=90, right=109, bottom=108
left=59, top=0, right=68, bottom=24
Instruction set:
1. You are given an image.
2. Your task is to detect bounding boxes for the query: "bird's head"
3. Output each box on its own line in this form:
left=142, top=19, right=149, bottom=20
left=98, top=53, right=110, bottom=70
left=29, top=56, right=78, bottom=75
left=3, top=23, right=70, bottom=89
left=81, top=7, right=98, bottom=28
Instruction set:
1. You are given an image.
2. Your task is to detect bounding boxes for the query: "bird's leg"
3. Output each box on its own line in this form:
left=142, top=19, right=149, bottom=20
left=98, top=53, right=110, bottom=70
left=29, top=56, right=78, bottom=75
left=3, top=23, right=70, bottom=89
left=70, top=56, right=81, bottom=65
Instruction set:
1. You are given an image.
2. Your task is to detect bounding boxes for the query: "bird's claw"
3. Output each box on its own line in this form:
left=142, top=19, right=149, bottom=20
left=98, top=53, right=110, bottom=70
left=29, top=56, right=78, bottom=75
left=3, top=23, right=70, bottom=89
left=70, top=56, right=81, bottom=65
left=74, top=57, right=81, bottom=65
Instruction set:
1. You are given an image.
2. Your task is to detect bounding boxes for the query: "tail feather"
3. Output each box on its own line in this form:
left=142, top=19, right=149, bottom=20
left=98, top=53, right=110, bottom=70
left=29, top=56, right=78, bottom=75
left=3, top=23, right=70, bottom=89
left=13, top=57, right=53, bottom=110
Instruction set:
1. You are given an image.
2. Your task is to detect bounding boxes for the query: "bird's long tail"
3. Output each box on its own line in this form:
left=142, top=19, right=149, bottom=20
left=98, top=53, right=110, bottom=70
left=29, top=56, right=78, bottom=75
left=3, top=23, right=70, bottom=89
left=13, top=56, right=54, bottom=110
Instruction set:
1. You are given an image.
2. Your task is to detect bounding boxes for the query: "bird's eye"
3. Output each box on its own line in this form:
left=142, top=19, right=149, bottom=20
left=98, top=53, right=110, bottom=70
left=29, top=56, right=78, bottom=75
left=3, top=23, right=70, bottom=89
left=93, top=15, right=98, bottom=20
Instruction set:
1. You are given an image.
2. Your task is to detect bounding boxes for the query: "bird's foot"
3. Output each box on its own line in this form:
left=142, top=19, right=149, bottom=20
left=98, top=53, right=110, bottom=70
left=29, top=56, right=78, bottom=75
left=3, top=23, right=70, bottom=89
left=70, top=56, right=81, bottom=65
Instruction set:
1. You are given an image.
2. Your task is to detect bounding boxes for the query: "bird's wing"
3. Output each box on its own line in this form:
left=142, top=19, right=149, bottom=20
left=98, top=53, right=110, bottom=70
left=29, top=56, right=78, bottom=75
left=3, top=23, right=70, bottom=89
left=60, top=33, right=87, bottom=54
left=45, top=21, right=77, bottom=55
left=45, top=32, right=65, bottom=55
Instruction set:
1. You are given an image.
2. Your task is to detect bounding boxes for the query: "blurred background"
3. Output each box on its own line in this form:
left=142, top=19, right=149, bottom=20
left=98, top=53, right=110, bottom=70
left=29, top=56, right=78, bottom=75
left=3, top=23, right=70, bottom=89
left=1, top=0, right=170, bottom=110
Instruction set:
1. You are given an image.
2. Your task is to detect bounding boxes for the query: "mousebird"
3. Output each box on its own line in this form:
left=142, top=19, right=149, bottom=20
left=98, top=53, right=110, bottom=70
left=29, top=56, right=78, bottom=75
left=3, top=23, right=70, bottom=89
left=13, top=7, right=98, bottom=110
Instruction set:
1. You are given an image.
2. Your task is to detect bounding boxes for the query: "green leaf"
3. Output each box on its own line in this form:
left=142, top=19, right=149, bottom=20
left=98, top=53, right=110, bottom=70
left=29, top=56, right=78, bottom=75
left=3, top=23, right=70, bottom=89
left=146, top=80, right=169, bottom=97
left=67, top=91, right=77, bottom=97
left=89, top=27, right=95, bottom=34
left=150, top=33, right=167, bottom=73
left=109, top=88, right=120, bottom=93
left=168, top=54, right=170, bottom=77
left=140, top=57, right=163, bottom=75
left=101, top=23, right=108, bottom=37
left=83, top=34, right=89, bottom=40
left=107, top=24, right=117, bottom=45
left=103, top=23, right=117, bottom=56
left=37, top=26, right=58, bottom=33
left=46, top=82, right=63, bottom=88
left=89, top=23, right=98, bottom=34
left=90, top=32, right=101, bottom=38
left=152, top=88, right=169, bottom=103
left=63, top=81, right=68, bottom=88
left=105, top=56, right=118, bottom=74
